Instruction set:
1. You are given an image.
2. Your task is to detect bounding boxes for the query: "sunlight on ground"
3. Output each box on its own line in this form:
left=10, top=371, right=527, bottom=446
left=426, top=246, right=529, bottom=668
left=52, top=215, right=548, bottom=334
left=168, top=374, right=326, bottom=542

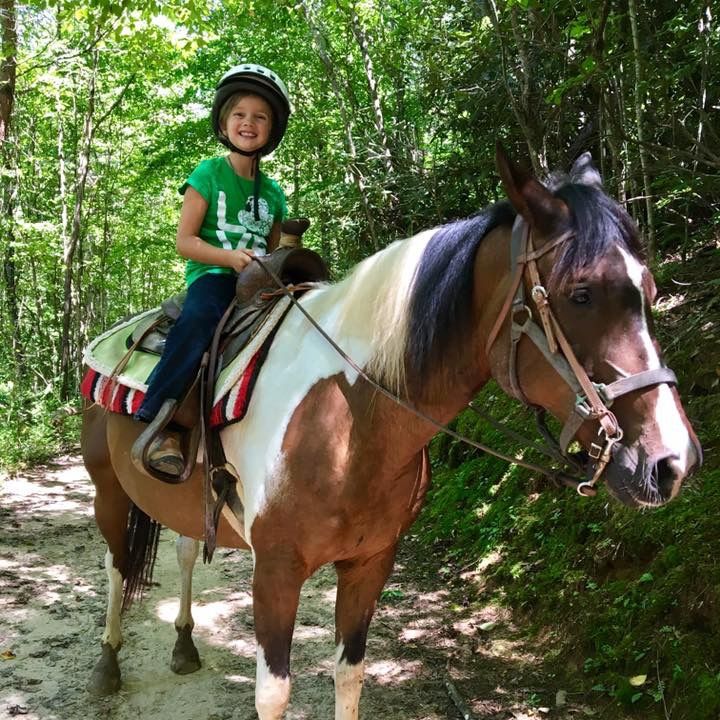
left=2, top=475, right=93, bottom=516
left=227, top=638, right=255, bottom=657
left=399, top=614, right=442, bottom=643
left=400, top=627, right=429, bottom=641
left=293, top=625, right=332, bottom=641
left=155, top=594, right=251, bottom=629
left=43, top=564, right=71, bottom=584
left=199, top=586, right=254, bottom=608
left=0, top=604, right=30, bottom=623
left=223, top=673, right=253, bottom=685
left=365, top=658, right=424, bottom=685
left=0, top=556, right=82, bottom=606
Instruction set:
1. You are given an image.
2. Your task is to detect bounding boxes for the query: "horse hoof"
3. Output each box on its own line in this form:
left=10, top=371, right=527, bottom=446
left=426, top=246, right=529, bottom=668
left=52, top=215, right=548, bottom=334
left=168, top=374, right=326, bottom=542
left=171, top=625, right=201, bottom=675
left=87, top=643, right=121, bottom=696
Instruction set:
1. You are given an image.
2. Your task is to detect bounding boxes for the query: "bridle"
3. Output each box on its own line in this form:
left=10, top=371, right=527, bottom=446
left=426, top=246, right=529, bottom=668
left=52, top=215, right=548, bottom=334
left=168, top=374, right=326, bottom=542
left=485, top=216, right=678, bottom=495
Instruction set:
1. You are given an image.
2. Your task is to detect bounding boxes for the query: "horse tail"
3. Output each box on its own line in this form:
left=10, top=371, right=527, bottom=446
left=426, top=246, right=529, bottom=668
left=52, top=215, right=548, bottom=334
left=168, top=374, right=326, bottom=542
left=122, top=503, right=162, bottom=610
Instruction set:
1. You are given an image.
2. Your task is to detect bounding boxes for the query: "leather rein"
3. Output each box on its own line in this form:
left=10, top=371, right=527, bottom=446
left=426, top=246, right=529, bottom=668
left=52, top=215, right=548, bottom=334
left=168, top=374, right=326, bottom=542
left=252, top=219, right=677, bottom=497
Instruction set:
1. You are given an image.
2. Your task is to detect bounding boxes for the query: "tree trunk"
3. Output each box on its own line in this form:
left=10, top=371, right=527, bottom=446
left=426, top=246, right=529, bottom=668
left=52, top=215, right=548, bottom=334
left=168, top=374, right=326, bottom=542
left=348, top=3, right=395, bottom=176
left=627, top=0, right=656, bottom=260
left=300, top=0, right=380, bottom=251
left=59, top=53, right=98, bottom=399
left=1, top=0, right=23, bottom=371
left=56, top=83, right=69, bottom=246
left=481, top=0, right=546, bottom=174
left=0, top=0, right=17, bottom=145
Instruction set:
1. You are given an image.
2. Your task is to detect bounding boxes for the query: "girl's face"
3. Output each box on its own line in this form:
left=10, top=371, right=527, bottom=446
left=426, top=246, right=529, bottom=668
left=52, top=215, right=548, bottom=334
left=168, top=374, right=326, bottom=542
left=221, top=94, right=272, bottom=153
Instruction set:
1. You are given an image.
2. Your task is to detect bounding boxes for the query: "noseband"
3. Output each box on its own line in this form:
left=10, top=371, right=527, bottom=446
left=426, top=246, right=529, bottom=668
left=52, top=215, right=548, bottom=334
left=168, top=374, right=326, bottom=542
left=485, top=216, right=677, bottom=495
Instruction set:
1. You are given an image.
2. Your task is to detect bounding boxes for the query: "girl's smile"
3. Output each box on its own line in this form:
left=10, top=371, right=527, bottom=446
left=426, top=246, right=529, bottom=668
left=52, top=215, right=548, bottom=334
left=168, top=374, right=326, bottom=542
left=222, top=94, right=272, bottom=154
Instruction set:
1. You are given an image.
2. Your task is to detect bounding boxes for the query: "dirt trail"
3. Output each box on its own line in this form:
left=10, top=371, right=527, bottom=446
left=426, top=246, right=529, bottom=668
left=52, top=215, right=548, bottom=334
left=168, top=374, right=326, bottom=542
left=1, top=455, right=595, bottom=720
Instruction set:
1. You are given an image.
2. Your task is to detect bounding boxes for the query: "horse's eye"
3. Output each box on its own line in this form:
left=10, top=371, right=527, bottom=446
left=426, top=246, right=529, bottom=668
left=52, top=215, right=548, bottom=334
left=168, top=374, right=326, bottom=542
left=570, top=287, right=591, bottom=305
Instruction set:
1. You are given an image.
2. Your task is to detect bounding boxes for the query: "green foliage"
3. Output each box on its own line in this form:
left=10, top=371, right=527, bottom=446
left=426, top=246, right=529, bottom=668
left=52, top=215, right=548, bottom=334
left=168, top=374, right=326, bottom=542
left=0, top=381, right=81, bottom=470
left=418, top=255, right=720, bottom=719
left=1, top=3, right=719, bottom=715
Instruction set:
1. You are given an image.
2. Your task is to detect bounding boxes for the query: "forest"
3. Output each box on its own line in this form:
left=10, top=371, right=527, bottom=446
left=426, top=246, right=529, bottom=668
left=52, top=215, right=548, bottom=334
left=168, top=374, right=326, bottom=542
left=1, top=0, right=719, bottom=718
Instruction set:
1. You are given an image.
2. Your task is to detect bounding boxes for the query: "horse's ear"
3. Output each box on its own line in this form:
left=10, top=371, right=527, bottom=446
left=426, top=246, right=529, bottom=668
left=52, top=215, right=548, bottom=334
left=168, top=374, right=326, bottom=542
left=570, top=151, right=603, bottom=188
left=495, top=142, right=568, bottom=237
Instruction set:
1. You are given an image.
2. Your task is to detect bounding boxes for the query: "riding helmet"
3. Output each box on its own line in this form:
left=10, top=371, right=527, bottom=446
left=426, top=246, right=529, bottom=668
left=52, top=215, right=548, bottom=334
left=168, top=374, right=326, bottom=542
left=211, top=63, right=290, bottom=156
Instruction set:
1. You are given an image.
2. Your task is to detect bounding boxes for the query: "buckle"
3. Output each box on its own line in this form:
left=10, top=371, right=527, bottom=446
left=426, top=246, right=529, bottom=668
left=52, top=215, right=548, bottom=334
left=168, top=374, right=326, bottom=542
left=531, top=285, right=548, bottom=303
left=574, top=395, right=594, bottom=419
left=593, top=382, right=613, bottom=407
left=511, top=303, right=533, bottom=333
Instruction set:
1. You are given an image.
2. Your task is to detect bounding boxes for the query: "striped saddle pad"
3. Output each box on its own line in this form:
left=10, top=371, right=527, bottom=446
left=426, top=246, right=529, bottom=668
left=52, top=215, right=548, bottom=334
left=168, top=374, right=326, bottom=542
left=81, top=295, right=292, bottom=429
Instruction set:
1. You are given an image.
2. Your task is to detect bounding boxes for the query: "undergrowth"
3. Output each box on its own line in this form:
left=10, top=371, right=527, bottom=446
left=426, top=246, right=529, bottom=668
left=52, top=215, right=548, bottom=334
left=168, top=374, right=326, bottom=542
left=418, top=243, right=720, bottom=719
left=0, top=382, right=81, bottom=472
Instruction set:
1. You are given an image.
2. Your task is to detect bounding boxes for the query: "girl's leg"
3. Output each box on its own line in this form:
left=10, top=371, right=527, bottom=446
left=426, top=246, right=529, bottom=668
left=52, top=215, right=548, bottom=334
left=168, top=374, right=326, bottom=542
left=136, top=272, right=236, bottom=421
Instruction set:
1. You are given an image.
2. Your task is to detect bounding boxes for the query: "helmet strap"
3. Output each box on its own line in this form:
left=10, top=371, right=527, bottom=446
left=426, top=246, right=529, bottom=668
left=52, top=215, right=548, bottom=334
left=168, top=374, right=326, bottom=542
left=224, top=136, right=262, bottom=221
left=252, top=154, right=261, bottom=221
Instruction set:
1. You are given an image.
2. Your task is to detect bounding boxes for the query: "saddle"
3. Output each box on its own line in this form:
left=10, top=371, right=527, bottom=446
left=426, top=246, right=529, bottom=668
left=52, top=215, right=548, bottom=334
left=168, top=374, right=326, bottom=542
left=128, top=243, right=327, bottom=373
left=129, top=242, right=328, bottom=560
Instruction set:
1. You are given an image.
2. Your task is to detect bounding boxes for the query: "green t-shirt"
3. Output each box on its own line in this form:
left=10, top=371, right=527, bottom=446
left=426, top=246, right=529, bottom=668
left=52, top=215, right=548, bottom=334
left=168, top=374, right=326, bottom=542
left=179, top=156, right=288, bottom=287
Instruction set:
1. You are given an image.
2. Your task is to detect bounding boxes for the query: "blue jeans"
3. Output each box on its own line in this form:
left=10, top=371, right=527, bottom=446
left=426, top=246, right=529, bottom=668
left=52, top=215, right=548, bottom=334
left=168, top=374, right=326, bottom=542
left=135, top=272, right=236, bottom=422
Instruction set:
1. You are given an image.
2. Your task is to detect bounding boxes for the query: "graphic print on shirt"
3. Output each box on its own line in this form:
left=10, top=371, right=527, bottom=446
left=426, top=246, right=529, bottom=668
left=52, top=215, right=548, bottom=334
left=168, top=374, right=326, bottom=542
left=216, top=191, right=272, bottom=253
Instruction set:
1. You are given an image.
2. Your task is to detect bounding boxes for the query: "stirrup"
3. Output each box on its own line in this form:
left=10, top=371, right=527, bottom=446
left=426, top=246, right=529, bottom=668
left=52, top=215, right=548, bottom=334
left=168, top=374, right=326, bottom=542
left=131, top=399, right=199, bottom=485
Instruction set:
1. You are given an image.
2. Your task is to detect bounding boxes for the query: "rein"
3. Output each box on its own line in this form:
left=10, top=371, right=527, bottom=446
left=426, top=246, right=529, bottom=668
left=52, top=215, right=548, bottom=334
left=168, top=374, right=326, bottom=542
left=251, top=257, right=585, bottom=492
left=251, top=218, right=677, bottom=497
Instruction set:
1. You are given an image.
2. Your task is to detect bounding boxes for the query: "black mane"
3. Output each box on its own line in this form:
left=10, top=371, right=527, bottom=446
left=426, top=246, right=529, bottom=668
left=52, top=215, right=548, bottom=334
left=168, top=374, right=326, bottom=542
left=404, top=202, right=515, bottom=392
left=403, top=179, right=643, bottom=394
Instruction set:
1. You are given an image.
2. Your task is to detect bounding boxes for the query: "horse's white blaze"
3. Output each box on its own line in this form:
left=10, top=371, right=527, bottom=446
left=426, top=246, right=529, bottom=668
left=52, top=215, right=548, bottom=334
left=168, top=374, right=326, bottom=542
left=334, top=643, right=365, bottom=720
left=255, top=649, right=291, bottom=720
left=222, top=229, right=437, bottom=540
left=102, top=550, right=123, bottom=649
left=619, top=248, right=695, bottom=470
left=655, top=384, right=696, bottom=473
left=174, top=536, right=199, bottom=630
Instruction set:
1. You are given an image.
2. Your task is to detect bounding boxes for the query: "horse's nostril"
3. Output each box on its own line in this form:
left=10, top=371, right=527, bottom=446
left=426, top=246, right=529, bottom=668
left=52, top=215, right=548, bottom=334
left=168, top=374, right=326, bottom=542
left=655, top=456, right=681, bottom=499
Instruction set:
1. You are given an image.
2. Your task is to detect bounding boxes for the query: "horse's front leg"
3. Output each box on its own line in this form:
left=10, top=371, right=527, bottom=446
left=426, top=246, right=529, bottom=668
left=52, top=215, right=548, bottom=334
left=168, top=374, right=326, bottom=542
left=333, top=546, right=397, bottom=720
left=252, top=550, right=307, bottom=720
left=171, top=535, right=202, bottom=674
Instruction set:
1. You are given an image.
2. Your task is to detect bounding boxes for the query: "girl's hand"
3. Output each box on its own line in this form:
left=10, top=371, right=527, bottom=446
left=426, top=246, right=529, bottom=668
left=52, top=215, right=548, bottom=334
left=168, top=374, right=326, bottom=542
left=229, top=248, right=255, bottom=273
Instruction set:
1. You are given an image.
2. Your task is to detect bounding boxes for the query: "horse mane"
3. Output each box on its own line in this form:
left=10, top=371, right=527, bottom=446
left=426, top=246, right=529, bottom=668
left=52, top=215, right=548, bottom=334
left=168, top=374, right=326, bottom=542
left=331, top=175, right=643, bottom=399
left=398, top=202, right=516, bottom=395
left=328, top=227, right=439, bottom=394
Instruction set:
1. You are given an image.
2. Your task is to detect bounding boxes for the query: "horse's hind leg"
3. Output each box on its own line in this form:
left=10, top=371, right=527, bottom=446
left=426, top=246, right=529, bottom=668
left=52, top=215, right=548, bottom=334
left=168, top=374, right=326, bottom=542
left=333, top=546, right=397, bottom=720
left=82, top=406, right=130, bottom=696
left=170, top=535, right=201, bottom=674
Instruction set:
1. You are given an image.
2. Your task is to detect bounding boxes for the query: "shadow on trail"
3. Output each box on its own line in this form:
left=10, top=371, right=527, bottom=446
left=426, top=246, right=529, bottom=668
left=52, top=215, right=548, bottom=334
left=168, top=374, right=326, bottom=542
left=1, top=456, right=580, bottom=720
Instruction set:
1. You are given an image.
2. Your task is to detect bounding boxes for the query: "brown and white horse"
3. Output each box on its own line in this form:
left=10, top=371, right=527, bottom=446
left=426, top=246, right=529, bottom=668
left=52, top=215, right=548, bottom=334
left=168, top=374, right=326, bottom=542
left=81, top=146, right=701, bottom=718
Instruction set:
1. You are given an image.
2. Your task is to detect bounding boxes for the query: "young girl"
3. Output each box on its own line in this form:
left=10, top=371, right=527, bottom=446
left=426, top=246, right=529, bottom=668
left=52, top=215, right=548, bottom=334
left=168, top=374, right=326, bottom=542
left=135, top=64, right=290, bottom=476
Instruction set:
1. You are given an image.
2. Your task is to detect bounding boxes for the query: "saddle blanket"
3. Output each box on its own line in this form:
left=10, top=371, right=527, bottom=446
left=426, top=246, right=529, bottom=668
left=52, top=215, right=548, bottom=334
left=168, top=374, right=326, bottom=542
left=81, top=296, right=292, bottom=428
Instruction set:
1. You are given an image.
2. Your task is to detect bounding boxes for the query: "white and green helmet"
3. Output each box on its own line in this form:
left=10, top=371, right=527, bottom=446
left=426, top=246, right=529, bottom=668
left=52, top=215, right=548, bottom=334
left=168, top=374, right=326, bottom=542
left=211, top=63, right=291, bottom=156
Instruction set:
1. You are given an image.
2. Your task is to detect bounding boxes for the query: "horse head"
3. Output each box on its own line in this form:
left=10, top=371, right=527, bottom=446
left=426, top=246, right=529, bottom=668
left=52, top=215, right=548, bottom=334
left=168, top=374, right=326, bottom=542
left=490, top=144, right=702, bottom=508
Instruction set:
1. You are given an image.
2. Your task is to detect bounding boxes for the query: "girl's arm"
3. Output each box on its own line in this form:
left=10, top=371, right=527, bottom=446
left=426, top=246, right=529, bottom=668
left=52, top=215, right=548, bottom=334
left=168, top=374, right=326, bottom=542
left=176, top=186, right=254, bottom=273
